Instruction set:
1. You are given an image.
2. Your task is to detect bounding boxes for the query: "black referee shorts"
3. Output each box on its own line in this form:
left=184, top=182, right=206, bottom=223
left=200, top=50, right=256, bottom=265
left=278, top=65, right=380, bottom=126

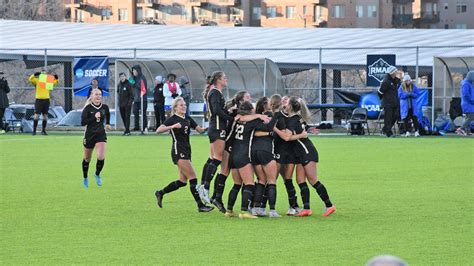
left=251, top=150, right=275, bottom=166
left=83, top=133, right=107, bottom=149
left=34, top=99, right=50, bottom=115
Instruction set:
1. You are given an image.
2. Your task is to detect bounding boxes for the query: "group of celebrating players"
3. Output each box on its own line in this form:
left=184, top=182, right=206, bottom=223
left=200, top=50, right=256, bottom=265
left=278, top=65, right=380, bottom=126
left=79, top=71, right=335, bottom=218
left=153, top=71, right=336, bottom=218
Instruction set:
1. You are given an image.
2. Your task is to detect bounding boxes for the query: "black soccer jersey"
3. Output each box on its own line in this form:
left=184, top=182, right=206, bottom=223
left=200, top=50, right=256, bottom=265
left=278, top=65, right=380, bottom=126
left=207, top=89, right=233, bottom=131
left=286, top=115, right=315, bottom=155
left=273, top=110, right=290, bottom=153
left=163, top=114, right=198, bottom=156
left=252, top=111, right=275, bottom=153
left=232, top=117, right=277, bottom=164
left=81, top=103, right=110, bottom=137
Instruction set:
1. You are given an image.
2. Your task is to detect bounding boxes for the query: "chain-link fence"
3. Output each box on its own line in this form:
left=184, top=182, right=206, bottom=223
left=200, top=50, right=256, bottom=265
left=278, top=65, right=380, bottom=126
left=1, top=46, right=472, bottom=128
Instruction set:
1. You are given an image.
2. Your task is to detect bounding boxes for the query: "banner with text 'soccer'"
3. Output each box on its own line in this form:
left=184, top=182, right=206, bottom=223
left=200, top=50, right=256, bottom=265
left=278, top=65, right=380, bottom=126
left=366, top=54, right=396, bottom=87
left=73, top=57, right=109, bottom=97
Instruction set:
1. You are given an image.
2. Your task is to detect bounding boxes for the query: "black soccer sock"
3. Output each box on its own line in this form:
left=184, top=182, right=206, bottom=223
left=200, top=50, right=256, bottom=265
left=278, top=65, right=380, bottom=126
left=313, top=181, right=333, bottom=208
left=253, top=183, right=265, bottom=209
left=33, top=119, right=39, bottom=133
left=212, top=173, right=227, bottom=200
left=298, top=182, right=311, bottom=210
left=82, top=159, right=90, bottom=179
left=161, top=180, right=186, bottom=195
left=227, top=184, right=241, bottom=211
left=95, top=159, right=105, bottom=176
left=267, top=184, right=277, bottom=210
left=241, top=184, right=255, bottom=212
left=204, top=159, right=221, bottom=190
left=200, top=158, right=212, bottom=185
left=189, top=179, right=204, bottom=207
left=261, top=184, right=269, bottom=209
left=284, top=179, right=298, bottom=208
left=42, top=119, right=47, bottom=132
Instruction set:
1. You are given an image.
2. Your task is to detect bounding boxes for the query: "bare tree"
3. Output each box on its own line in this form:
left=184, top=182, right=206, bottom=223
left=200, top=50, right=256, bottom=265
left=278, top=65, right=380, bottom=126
left=0, top=0, right=65, bottom=21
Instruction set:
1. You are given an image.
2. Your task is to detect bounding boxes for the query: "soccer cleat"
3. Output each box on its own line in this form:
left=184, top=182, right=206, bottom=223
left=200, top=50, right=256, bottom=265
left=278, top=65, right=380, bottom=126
left=268, top=210, right=282, bottom=218
left=239, top=212, right=258, bottom=219
left=83, top=178, right=88, bottom=188
left=323, top=205, right=337, bottom=217
left=456, top=128, right=467, bottom=137
left=155, top=191, right=163, bottom=208
left=404, top=132, right=410, bottom=137
left=94, top=174, right=102, bottom=186
left=287, top=207, right=297, bottom=216
left=414, top=131, right=420, bottom=137
left=224, top=210, right=238, bottom=217
left=296, top=209, right=313, bottom=217
left=198, top=205, right=214, bottom=212
left=196, top=185, right=208, bottom=204
left=250, top=207, right=259, bottom=216
left=211, top=198, right=226, bottom=213
left=41, top=131, right=48, bottom=135
left=257, top=208, right=267, bottom=217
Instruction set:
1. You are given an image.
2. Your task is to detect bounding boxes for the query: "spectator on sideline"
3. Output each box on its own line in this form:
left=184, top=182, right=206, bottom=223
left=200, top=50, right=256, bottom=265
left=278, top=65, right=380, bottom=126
left=163, top=73, right=181, bottom=116
left=153, top=75, right=166, bottom=129
left=131, top=65, right=148, bottom=133
left=117, top=72, right=133, bottom=136
left=456, top=71, right=474, bottom=136
left=378, top=66, right=401, bottom=137
left=366, top=255, right=407, bottom=266
left=398, top=73, right=421, bottom=137
left=179, top=76, right=191, bottom=117
left=0, top=72, right=10, bottom=134
left=28, top=70, right=59, bottom=135
left=87, top=78, right=103, bottom=98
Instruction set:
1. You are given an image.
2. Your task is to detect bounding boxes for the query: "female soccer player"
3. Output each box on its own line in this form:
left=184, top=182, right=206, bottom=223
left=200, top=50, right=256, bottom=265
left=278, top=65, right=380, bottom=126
left=226, top=101, right=277, bottom=218
left=285, top=96, right=336, bottom=217
left=81, top=88, right=111, bottom=188
left=271, top=95, right=301, bottom=215
left=198, top=71, right=234, bottom=204
left=154, top=97, right=214, bottom=212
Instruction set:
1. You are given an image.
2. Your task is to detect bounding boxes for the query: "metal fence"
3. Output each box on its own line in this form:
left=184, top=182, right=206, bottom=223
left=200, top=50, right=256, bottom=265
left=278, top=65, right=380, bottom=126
left=1, top=46, right=472, bottom=126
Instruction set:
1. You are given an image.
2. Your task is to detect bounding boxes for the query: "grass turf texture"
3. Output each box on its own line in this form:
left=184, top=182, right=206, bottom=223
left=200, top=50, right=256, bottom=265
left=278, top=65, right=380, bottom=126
left=1, top=134, right=473, bottom=265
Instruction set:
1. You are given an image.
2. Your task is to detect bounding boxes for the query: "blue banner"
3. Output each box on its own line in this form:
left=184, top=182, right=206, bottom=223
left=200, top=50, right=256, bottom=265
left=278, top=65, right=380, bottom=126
left=367, top=54, right=396, bottom=87
left=73, top=57, right=109, bottom=97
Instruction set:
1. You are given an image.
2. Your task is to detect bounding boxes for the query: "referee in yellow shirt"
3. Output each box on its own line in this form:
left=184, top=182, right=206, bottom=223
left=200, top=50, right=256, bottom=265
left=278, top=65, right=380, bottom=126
left=28, top=71, right=59, bottom=135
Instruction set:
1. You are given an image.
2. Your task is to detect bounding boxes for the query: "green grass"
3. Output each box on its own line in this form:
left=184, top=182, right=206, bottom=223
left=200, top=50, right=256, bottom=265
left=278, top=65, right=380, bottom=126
left=1, top=134, right=473, bottom=265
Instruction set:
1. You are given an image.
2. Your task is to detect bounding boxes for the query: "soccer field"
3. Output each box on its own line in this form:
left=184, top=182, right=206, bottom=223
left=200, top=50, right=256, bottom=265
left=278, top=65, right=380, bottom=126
left=1, top=134, right=473, bottom=265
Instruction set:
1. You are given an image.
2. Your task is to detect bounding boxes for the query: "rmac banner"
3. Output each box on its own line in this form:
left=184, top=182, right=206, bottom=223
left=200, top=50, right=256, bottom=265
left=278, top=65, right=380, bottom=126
left=334, top=89, right=429, bottom=119
left=367, top=54, right=396, bottom=87
left=73, top=57, right=109, bottom=97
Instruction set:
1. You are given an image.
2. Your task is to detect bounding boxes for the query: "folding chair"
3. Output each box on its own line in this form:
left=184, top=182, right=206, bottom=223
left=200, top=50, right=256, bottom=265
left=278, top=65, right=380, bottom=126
left=8, top=107, right=27, bottom=133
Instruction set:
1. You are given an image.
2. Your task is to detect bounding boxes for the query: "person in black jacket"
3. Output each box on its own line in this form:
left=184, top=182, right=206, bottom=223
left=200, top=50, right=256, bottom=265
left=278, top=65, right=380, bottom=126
left=131, top=65, right=148, bottom=133
left=153, top=75, right=166, bottom=129
left=117, top=73, right=133, bottom=135
left=0, top=72, right=10, bottom=134
left=378, top=66, right=401, bottom=137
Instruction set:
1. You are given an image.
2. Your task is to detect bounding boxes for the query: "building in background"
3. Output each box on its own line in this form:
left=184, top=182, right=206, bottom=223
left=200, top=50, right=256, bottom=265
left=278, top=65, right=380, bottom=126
left=64, top=0, right=472, bottom=28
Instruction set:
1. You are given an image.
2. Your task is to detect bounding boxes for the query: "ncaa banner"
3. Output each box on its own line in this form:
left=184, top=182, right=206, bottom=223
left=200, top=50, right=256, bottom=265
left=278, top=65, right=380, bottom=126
left=73, top=56, right=109, bottom=97
left=366, top=54, right=396, bottom=87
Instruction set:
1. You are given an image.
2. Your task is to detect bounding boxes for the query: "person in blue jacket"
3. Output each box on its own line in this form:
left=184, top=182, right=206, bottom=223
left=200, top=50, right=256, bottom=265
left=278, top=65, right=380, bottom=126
left=398, top=73, right=421, bottom=137
left=456, top=71, right=474, bottom=136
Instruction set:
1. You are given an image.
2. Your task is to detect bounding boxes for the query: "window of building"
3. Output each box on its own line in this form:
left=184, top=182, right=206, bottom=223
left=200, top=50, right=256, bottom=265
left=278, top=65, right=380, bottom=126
left=267, top=7, right=276, bottom=18
left=303, top=5, right=307, bottom=16
left=444, top=3, right=448, bottom=10
left=356, top=5, right=364, bottom=18
left=313, top=5, right=322, bottom=22
left=330, top=5, right=345, bottom=18
left=286, top=6, right=295, bottom=19
left=456, top=24, right=467, bottom=29
left=101, top=8, right=111, bottom=20
left=136, top=7, right=143, bottom=22
left=367, top=5, right=377, bottom=17
left=252, top=7, right=261, bottom=20
left=456, top=0, right=467, bottom=13
left=181, top=6, right=188, bottom=20
left=118, top=9, right=128, bottom=21
left=212, top=7, right=220, bottom=19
